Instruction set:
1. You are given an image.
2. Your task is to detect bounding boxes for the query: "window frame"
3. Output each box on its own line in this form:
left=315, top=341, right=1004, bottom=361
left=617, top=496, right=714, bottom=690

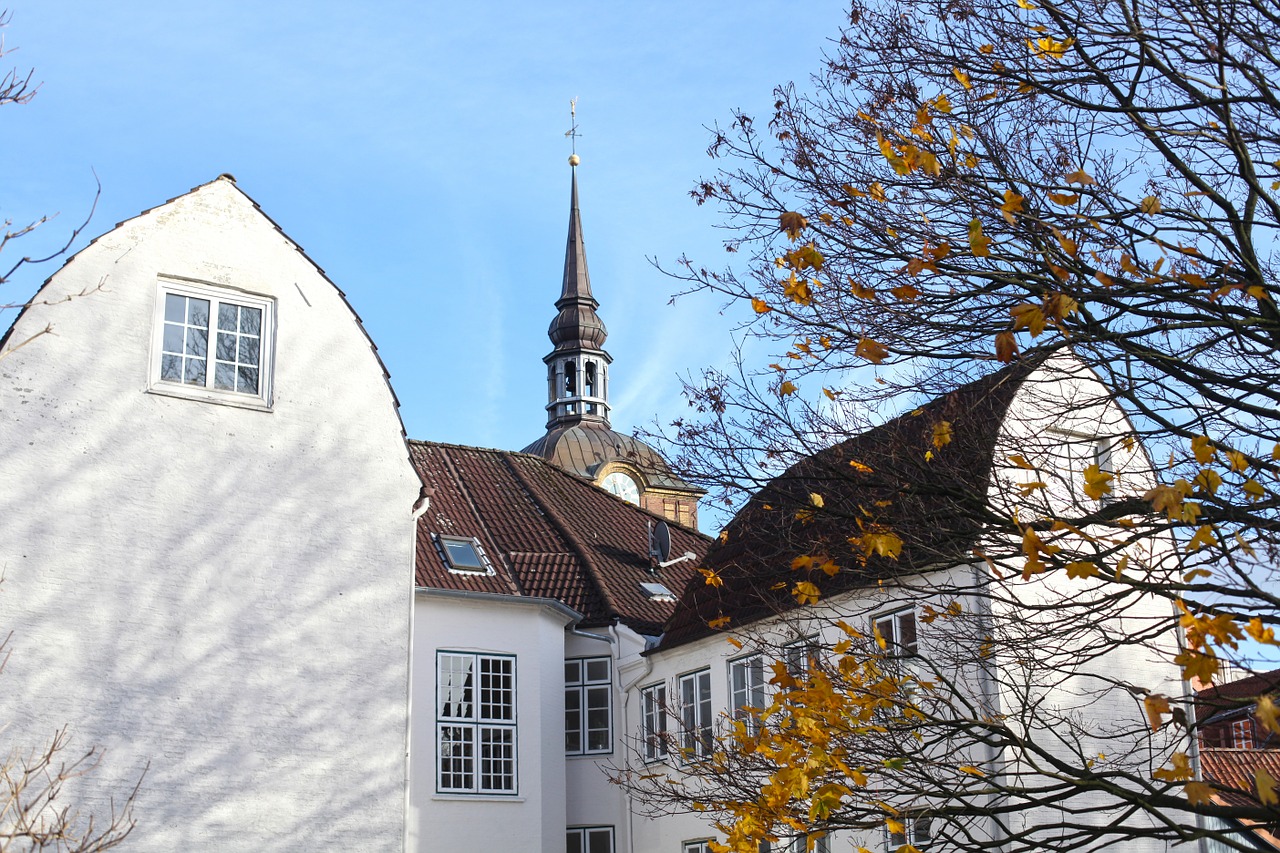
left=435, top=651, right=518, bottom=795
left=565, top=656, right=613, bottom=756
left=729, top=653, right=768, bottom=734
left=683, top=841, right=713, bottom=853
left=641, top=682, right=669, bottom=762
left=148, top=277, right=275, bottom=410
left=434, top=534, right=495, bottom=576
left=873, top=608, right=919, bottom=658
left=885, top=813, right=932, bottom=851
left=567, top=825, right=615, bottom=853
left=678, top=668, right=713, bottom=762
left=784, top=637, right=822, bottom=679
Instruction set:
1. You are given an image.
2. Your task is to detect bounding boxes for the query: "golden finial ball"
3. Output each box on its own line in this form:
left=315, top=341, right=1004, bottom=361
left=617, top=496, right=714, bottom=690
left=568, top=154, right=581, bottom=166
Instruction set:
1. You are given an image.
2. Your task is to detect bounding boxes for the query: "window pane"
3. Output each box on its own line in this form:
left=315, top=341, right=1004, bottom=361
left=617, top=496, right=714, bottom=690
left=587, top=828, right=613, bottom=853
left=898, top=613, right=917, bottom=653
left=438, top=654, right=474, bottom=719
left=164, top=294, right=186, bottom=322
left=239, top=336, right=260, bottom=366
left=479, top=726, right=515, bottom=791
left=185, top=326, right=207, bottom=357
left=240, top=306, right=261, bottom=335
left=162, top=324, right=184, bottom=354
left=187, top=298, right=209, bottom=327
left=586, top=659, right=610, bottom=682
left=218, top=303, right=238, bottom=331
left=214, top=364, right=236, bottom=391
left=566, top=660, right=582, bottom=683
left=566, top=689, right=582, bottom=752
left=183, top=358, right=205, bottom=386
left=217, top=332, right=236, bottom=361
left=160, top=355, right=182, bottom=381
left=567, top=831, right=583, bottom=853
left=237, top=367, right=258, bottom=395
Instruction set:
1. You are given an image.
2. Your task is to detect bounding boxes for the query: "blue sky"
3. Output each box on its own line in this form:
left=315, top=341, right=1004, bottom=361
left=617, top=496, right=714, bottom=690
left=2, top=1, right=845, bottom=466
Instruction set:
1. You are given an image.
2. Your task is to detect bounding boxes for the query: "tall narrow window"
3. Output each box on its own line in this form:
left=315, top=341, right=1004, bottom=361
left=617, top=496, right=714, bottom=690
left=585, top=361, right=597, bottom=396
left=784, top=638, right=821, bottom=679
left=1093, top=438, right=1115, bottom=505
left=641, top=683, right=668, bottom=761
left=565, top=657, right=612, bottom=755
left=679, top=669, right=713, bottom=761
left=153, top=282, right=273, bottom=407
left=437, top=652, right=516, bottom=794
left=874, top=609, right=918, bottom=657
left=729, top=655, right=767, bottom=733
left=564, top=360, right=578, bottom=396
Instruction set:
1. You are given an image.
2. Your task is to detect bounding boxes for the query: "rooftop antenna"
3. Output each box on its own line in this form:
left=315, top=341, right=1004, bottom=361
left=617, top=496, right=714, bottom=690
left=565, top=97, right=581, bottom=166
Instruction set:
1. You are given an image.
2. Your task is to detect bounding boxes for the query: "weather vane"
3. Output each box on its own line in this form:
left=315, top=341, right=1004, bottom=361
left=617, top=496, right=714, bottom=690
left=565, top=97, right=581, bottom=166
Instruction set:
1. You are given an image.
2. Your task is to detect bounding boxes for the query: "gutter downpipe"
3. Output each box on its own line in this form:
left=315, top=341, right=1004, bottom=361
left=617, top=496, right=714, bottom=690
left=613, top=622, right=655, bottom=853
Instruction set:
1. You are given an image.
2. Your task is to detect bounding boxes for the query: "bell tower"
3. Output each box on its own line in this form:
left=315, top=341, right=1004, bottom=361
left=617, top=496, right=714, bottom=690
left=544, top=158, right=612, bottom=429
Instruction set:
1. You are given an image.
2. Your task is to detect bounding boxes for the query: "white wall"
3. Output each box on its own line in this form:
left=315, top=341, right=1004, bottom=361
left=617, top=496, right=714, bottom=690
left=409, top=590, right=575, bottom=853
left=0, top=177, right=421, bottom=851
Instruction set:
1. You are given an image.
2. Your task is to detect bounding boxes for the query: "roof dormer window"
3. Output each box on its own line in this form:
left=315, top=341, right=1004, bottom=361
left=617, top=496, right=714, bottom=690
left=436, top=535, right=493, bottom=575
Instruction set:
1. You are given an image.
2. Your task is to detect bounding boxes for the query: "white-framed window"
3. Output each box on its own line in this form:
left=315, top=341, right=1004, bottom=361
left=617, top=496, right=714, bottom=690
left=1230, top=716, right=1255, bottom=749
left=436, top=651, right=516, bottom=794
left=684, top=841, right=713, bottom=853
left=150, top=279, right=274, bottom=408
left=434, top=534, right=494, bottom=575
left=873, top=609, right=918, bottom=657
left=886, top=813, right=932, bottom=851
left=729, top=654, right=767, bottom=733
left=784, top=637, right=822, bottom=679
left=641, top=682, right=668, bottom=762
left=1093, top=438, right=1116, bottom=506
left=678, top=669, right=713, bottom=761
left=566, top=657, right=612, bottom=755
left=567, top=826, right=614, bottom=853
left=781, top=833, right=831, bottom=853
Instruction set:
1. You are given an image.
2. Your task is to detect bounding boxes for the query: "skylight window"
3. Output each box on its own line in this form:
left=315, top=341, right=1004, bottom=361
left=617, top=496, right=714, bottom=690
left=639, top=581, right=675, bottom=602
left=436, top=535, right=492, bottom=574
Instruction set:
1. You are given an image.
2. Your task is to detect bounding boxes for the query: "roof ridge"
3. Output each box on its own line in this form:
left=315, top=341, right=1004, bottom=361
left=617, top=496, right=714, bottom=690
left=498, top=451, right=624, bottom=620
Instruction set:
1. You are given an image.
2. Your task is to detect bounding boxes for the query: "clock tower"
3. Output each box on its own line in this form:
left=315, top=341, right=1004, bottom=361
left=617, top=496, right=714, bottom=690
left=520, top=157, right=703, bottom=529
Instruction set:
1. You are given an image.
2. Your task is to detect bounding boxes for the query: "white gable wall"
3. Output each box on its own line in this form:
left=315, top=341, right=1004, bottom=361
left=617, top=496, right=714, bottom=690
left=0, top=178, right=421, bottom=851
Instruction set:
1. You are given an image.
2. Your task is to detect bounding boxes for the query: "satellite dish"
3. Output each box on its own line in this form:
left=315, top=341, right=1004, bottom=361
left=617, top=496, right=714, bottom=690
left=650, top=520, right=672, bottom=563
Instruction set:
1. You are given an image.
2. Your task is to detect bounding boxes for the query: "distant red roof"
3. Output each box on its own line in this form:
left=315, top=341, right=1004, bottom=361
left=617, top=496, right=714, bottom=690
left=1199, top=748, right=1280, bottom=848
left=659, top=360, right=1037, bottom=650
left=410, top=441, right=710, bottom=636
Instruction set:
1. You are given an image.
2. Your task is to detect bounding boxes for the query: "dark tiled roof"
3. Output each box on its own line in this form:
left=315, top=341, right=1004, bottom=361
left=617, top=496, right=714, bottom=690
left=659, top=360, right=1037, bottom=650
left=410, top=441, right=710, bottom=635
left=520, top=423, right=702, bottom=493
left=1198, top=670, right=1280, bottom=724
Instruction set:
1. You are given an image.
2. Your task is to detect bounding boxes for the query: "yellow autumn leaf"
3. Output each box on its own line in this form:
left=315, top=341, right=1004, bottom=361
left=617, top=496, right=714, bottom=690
left=1257, top=695, right=1280, bottom=734
left=968, top=218, right=992, bottom=257
left=823, top=387, right=837, bottom=401
left=1144, top=694, right=1171, bottom=732
left=856, top=337, right=890, bottom=364
left=1185, top=781, right=1214, bottom=806
left=751, top=298, right=772, bottom=314
left=1153, top=751, right=1194, bottom=782
left=1082, top=463, right=1114, bottom=500
left=793, top=581, right=821, bottom=605
left=1065, top=561, right=1099, bottom=580
left=1243, top=479, right=1267, bottom=502
left=995, top=330, right=1018, bottom=362
left=1048, top=192, right=1080, bottom=205
left=1191, top=435, right=1215, bottom=463
left=1000, top=189, right=1024, bottom=225
left=869, top=182, right=887, bottom=202
left=932, top=421, right=953, bottom=449
left=1186, top=524, right=1217, bottom=552
left=1246, top=617, right=1277, bottom=645
left=708, top=614, right=731, bottom=629
left=780, top=381, right=798, bottom=396
left=953, top=67, right=972, bottom=90
left=959, top=765, right=986, bottom=777
left=699, top=568, right=724, bottom=588
left=1007, top=454, right=1035, bottom=469
left=1011, top=303, right=1047, bottom=337
left=1030, top=35, right=1074, bottom=60
left=810, top=492, right=825, bottom=508
left=1064, top=168, right=1096, bottom=185
left=1016, top=0, right=1037, bottom=8
left=780, top=211, right=808, bottom=240
left=1017, top=481, right=1047, bottom=496
left=1259, top=768, right=1279, bottom=805
left=1225, top=449, right=1248, bottom=472
left=1174, top=648, right=1219, bottom=684
left=1141, top=195, right=1163, bottom=214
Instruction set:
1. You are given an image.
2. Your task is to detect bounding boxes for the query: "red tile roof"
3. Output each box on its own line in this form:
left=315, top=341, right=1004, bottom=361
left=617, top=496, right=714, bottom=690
left=410, top=441, right=710, bottom=635
left=659, top=360, right=1038, bottom=650
left=1199, top=749, right=1280, bottom=847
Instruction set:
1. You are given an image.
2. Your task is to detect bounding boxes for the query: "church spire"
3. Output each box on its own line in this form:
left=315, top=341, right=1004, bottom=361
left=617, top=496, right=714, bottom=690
left=543, top=147, right=612, bottom=429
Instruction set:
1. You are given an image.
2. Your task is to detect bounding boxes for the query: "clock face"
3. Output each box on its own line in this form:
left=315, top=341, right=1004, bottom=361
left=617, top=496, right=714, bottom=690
left=601, top=471, right=641, bottom=505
